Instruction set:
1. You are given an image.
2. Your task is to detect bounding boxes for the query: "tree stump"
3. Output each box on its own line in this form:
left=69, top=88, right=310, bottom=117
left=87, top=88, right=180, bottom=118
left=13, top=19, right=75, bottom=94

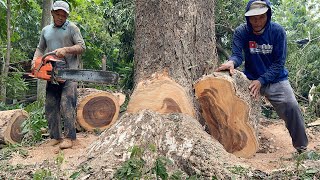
left=81, top=110, right=240, bottom=179
left=0, top=109, right=29, bottom=144
left=77, top=88, right=123, bottom=132
left=127, top=72, right=195, bottom=117
left=194, top=71, right=260, bottom=158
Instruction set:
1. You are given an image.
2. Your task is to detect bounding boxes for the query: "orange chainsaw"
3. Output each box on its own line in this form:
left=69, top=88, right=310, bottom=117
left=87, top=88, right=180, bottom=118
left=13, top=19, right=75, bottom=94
left=28, top=52, right=119, bottom=84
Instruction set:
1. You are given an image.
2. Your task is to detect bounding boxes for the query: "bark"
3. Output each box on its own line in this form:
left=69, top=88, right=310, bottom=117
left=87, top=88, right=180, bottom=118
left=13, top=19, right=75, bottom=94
left=79, top=110, right=240, bottom=179
left=1, top=0, right=11, bottom=103
left=134, top=0, right=217, bottom=120
left=0, top=109, right=29, bottom=144
left=36, top=0, right=53, bottom=101
left=194, top=71, right=261, bottom=158
left=76, top=88, right=124, bottom=132
left=102, top=55, right=107, bottom=71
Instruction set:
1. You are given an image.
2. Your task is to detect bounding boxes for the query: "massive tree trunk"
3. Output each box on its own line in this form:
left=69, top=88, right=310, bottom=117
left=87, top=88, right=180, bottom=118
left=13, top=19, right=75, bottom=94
left=77, top=0, right=259, bottom=178
left=133, top=0, right=217, bottom=122
left=36, top=0, right=52, bottom=101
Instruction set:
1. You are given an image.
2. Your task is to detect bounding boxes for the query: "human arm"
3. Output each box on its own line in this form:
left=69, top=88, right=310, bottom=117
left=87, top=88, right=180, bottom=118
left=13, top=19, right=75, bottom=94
left=54, top=44, right=84, bottom=58
left=31, top=30, right=46, bottom=70
left=216, top=25, right=246, bottom=74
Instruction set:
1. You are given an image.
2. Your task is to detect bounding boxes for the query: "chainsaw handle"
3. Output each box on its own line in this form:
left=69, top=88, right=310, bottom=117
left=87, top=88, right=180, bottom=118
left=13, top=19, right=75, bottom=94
left=41, top=51, right=57, bottom=62
left=35, top=51, right=57, bottom=72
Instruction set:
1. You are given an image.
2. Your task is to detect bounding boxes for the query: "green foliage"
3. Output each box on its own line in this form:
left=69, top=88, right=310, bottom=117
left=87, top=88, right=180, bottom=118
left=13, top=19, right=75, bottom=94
left=295, top=151, right=320, bottom=167
left=70, top=1, right=134, bottom=91
left=1, top=0, right=41, bottom=61
left=273, top=0, right=320, bottom=40
left=117, top=60, right=134, bottom=91
left=4, top=72, right=29, bottom=101
left=0, top=101, right=24, bottom=111
left=215, top=0, right=246, bottom=61
left=22, top=100, right=47, bottom=144
left=104, top=0, right=135, bottom=63
left=228, top=165, right=249, bottom=176
left=0, top=0, right=6, bottom=8
left=114, top=145, right=217, bottom=180
left=33, top=169, right=53, bottom=180
left=266, top=151, right=320, bottom=179
left=273, top=0, right=320, bottom=105
left=32, top=151, right=66, bottom=179
left=0, top=144, right=28, bottom=161
left=0, top=163, right=24, bottom=177
left=69, top=171, right=81, bottom=179
left=287, top=43, right=320, bottom=96
left=151, top=157, right=171, bottom=180
left=114, top=146, right=145, bottom=179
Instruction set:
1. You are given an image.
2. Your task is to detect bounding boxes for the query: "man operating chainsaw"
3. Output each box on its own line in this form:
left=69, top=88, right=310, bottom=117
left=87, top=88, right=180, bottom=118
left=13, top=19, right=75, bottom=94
left=32, top=1, right=85, bottom=149
left=216, top=0, right=308, bottom=154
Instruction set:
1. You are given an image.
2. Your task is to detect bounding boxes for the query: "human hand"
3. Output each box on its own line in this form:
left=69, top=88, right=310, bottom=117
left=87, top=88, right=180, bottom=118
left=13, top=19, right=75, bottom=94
left=215, top=60, right=235, bottom=75
left=249, top=80, right=261, bottom=100
left=55, top=47, right=67, bottom=58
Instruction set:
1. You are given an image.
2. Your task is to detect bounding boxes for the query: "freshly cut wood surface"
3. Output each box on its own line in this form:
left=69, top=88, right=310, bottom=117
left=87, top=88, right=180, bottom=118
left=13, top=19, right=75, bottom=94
left=77, top=88, right=125, bottom=106
left=127, top=73, right=195, bottom=117
left=0, top=109, right=29, bottom=144
left=194, top=71, right=259, bottom=158
left=112, top=92, right=126, bottom=107
left=77, top=88, right=121, bottom=132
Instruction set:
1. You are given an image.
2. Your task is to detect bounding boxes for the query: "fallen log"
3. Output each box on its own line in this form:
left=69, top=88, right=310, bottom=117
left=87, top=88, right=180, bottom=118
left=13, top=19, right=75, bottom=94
left=0, top=109, right=29, bottom=144
left=194, top=71, right=261, bottom=158
left=77, top=88, right=124, bottom=132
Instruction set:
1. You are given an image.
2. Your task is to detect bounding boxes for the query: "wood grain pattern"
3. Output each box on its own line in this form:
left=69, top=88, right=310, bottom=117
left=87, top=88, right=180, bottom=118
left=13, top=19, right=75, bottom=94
left=195, top=74, right=259, bottom=158
left=77, top=92, right=119, bottom=132
left=0, top=109, right=29, bottom=144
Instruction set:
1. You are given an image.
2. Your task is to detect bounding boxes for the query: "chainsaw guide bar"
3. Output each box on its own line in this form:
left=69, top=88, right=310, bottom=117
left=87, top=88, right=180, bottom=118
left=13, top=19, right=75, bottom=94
left=56, top=69, right=119, bottom=84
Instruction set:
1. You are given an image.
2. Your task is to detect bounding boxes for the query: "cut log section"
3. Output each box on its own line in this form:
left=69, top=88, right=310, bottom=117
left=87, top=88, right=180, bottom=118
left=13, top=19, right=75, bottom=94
left=0, top=109, right=29, bottom=144
left=194, top=71, right=260, bottom=158
left=127, top=72, right=195, bottom=117
left=78, top=88, right=126, bottom=106
left=77, top=88, right=121, bottom=132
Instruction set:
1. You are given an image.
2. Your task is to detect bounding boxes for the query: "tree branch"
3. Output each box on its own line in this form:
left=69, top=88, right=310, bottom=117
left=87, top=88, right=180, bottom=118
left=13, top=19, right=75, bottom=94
left=216, top=43, right=230, bottom=59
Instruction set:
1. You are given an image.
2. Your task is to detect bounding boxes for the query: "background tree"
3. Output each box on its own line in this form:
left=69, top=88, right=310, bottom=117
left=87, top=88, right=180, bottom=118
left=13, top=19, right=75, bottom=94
left=0, top=0, right=11, bottom=103
left=214, top=0, right=246, bottom=61
left=35, top=0, right=53, bottom=101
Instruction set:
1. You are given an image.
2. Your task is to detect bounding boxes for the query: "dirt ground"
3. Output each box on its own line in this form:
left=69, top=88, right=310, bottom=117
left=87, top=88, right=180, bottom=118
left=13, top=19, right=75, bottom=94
left=6, top=118, right=320, bottom=175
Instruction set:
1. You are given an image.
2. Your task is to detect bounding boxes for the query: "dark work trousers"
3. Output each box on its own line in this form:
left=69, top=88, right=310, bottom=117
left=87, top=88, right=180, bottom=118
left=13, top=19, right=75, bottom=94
left=45, top=80, right=77, bottom=140
left=260, top=80, right=308, bottom=149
